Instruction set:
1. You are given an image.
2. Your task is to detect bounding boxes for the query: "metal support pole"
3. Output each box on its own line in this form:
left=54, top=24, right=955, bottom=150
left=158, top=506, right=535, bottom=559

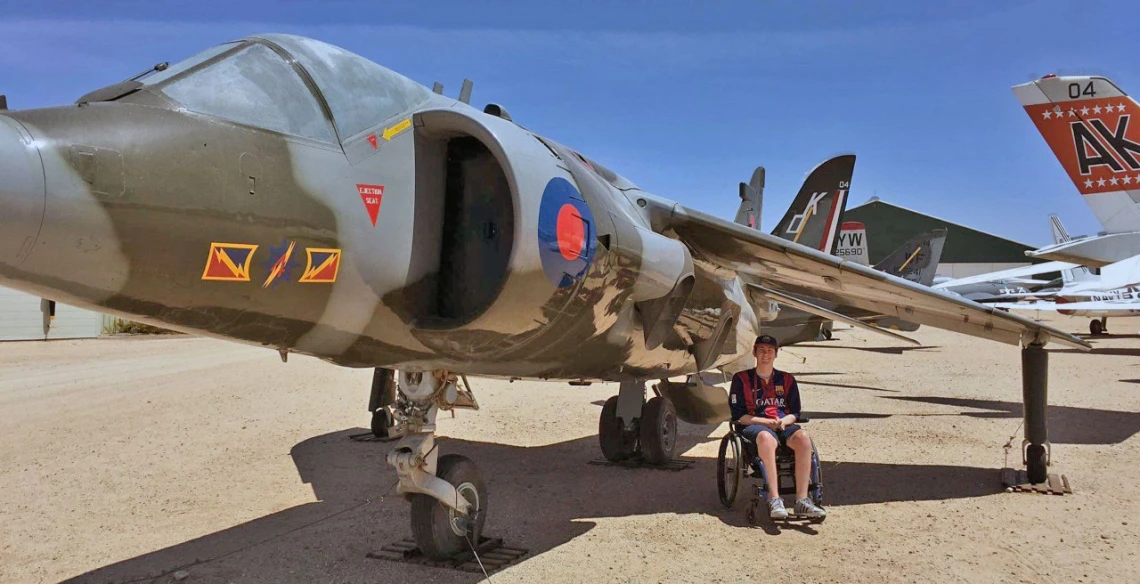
left=1021, top=343, right=1049, bottom=483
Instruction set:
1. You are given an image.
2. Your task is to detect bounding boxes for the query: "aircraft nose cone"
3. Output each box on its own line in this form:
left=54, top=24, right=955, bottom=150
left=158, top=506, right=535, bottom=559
left=0, top=115, right=46, bottom=271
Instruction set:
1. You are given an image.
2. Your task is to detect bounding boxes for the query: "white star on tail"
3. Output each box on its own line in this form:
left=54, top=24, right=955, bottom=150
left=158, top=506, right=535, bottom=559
left=1081, top=106, right=1090, bottom=116
left=1085, top=179, right=1094, bottom=188
left=1093, top=105, right=1103, bottom=114
left=1125, top=175, right=1134, bottom=185
left=1069, top=108, right=1077, bottom=117
left=1042, top=110, right=1053, bottom=119
left=1111, top=176, right=1120, bottom=185
left=1118, top=103, right=1128, bottom=112
left=1097, top=178, right=1107, bottom=187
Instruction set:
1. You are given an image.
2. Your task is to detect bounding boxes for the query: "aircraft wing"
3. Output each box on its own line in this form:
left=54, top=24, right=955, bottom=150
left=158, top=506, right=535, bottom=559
left=931, top=261, right=1077, bottom=289
left=664, top=205, right=1090, bottom=350
left=994, top=300, right=1140, bottom=314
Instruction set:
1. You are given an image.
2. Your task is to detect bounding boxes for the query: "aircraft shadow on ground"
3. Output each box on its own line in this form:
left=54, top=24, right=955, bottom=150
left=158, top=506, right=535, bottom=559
left=1120, top=379, right=1140, bottom=384
left=879, top=396, right=1140, bottom=445
left=1052, top=347, right=1140, bottom=357
left=1076, top=333, right=1140, bottom=340
left=798, top=344, right=942, bottom=355
left=62, top=429, right=1006, bottom=583
left=798, top=380, right=901, bottom=393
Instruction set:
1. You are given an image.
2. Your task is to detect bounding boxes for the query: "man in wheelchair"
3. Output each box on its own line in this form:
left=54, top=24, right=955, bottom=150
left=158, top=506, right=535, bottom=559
left=728, top=335, right=827, bottom=520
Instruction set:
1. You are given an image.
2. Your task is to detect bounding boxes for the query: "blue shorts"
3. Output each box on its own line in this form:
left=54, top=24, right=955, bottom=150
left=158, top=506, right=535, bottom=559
left=740, top=423, right=801, bottom=445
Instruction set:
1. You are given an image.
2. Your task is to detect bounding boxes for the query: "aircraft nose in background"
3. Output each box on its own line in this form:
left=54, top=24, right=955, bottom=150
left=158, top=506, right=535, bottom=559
left=0, top=115, right=46, bottom=271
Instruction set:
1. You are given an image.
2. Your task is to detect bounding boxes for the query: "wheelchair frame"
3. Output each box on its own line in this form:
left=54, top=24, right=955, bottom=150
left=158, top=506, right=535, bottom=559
left=716, top=420, right=825, bottom=523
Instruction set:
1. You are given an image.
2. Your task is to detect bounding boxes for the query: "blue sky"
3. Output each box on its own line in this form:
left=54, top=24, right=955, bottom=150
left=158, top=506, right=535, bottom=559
left=0, top=0, right=1132, bottom=245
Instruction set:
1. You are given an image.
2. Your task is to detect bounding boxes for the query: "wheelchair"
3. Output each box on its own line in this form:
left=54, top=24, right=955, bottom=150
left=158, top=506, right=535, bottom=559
left=716, top=417, right=825, bottom=523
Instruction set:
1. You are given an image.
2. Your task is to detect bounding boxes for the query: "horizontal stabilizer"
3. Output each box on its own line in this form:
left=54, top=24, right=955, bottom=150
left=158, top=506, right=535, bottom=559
left=933, top=261, right=1078, bottom=289
left=749, top=284, right=920, bottom=346
left=1027, top=232, right=1140, bottom=267
left=995, top=300, right=1140, bottom=314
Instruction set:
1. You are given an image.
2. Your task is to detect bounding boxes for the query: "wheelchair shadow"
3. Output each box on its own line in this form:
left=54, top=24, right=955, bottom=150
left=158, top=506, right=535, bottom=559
left=63, top=429, right=1013, bottom=583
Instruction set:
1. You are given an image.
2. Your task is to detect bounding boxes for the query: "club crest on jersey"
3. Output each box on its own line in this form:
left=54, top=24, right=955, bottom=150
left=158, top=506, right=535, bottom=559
left=775, top=385, right=785, bottom=397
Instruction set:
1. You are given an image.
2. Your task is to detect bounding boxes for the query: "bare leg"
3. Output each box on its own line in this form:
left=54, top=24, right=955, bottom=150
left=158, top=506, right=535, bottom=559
left=788, top=430, right=812, bottom=500
left=756, top=431, right=780, bottom=500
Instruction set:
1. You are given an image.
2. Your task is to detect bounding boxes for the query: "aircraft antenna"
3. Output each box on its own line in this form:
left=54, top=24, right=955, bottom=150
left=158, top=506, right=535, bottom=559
left=459, top=78, right=473, bottom=104
left=432, top=82, right=443, bottom=94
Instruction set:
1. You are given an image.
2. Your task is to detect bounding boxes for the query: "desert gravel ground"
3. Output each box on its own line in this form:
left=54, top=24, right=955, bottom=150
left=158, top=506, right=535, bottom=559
left=1, top=315, right=1138, bottom=584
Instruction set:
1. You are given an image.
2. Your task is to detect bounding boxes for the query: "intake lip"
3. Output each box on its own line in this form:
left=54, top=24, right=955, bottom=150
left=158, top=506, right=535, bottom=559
left=0, top=114, right=46, bottom=270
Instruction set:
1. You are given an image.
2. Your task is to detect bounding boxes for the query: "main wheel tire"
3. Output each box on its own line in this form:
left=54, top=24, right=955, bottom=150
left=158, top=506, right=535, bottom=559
left=410, top=454, right=487, bottom=560
left=1026, top=444, right=1048, bottom=484
left=639, top=396, right=677, bottom=465
left=599, top=396, right=637, bottom=461
left=717, top=433, right=743, bottom=508
left=1090, top=319, right=1103, bottom=335
left=371, top=408, right=392, bottom=438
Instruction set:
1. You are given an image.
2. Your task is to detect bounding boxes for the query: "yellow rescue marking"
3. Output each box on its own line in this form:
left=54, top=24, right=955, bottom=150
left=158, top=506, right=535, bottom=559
left=382, top=118, right=411, bottom=141
left=792, top=207, right=815, bottom=244
left=897, top=247, right=922, bottom=273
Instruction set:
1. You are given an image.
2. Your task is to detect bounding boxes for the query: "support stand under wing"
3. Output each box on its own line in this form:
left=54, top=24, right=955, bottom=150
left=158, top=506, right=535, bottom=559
left=1004, top=342, right=1071, bottom=494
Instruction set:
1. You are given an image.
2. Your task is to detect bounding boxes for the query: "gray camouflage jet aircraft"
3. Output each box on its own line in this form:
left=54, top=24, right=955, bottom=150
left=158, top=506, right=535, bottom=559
left=0, top=34, right=1090, bottom=559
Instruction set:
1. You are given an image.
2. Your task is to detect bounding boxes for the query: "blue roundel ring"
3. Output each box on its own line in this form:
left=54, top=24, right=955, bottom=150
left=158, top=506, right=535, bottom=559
left=537, top=177, right=596, bottom=288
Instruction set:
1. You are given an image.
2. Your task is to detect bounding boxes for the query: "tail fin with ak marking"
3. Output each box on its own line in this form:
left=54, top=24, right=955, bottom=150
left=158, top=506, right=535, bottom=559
left=771, top=154, right=855, bottom=254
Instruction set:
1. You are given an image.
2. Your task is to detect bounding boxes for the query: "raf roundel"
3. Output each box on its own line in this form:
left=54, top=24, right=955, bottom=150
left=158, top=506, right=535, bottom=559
left=538, top=177, right=596, bottom=287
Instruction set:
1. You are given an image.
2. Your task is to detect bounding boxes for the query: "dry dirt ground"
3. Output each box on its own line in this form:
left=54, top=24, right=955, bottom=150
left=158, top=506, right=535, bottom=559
left=1, top=315, right=1138, bottom=584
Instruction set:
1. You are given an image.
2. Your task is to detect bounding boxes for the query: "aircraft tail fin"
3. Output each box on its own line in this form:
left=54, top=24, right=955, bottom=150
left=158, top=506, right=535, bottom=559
left=733, top=167, right=765, bottom=229
left=835, top=221, right=869, bottom=265
left=1048, top=214, right=1097, bottom=284
left=1012, top=75, right=1140, bottom=233
left=873, top=229, right=948, bottom=286
left=771, top=154, right=855, bottom=253
left=1049, top=213, right=1071, bottom=244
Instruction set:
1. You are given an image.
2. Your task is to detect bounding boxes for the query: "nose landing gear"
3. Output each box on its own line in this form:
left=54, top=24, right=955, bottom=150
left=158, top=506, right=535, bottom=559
left=384, top=369, right=486, bottom=559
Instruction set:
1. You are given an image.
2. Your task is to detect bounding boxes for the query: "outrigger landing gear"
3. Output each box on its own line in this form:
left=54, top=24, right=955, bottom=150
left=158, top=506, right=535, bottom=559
left=1021, top=342, right=1050, bottom=484
left=386, top=370, right=485, bottom=559
left=598, top=380, right=678, bottom=464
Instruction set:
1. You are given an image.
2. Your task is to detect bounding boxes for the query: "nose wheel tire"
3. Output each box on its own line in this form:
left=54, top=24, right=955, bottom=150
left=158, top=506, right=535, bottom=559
left=599, top=396, right=638, bottom=461
left=371, top=408, right=392, bottom=438
left=410, top=454, right=487, bottom=560
left=1090, top=319, right=1103, bottom=335
left=639, top=396, right=677, bottom=465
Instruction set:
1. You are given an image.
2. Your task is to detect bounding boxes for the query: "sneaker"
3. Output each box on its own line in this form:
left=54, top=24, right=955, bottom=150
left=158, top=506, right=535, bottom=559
left=795, top=497, right=827, bottom=518
left=768, top=497, right=789, bottom=519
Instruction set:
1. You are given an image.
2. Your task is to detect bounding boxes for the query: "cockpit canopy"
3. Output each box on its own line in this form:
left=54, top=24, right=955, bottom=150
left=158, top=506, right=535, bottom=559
left=137, top=34, right=433, bottom=145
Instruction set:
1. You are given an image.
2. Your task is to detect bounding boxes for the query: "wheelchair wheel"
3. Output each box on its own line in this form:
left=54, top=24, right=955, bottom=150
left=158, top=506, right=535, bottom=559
left=717, top=432, right=743, bottom=508
left=809, top=441, right=825, bottom=523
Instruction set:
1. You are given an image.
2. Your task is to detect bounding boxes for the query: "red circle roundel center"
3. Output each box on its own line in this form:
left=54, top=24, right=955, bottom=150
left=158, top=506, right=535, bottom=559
left=556, top=203, right=585, bottom=261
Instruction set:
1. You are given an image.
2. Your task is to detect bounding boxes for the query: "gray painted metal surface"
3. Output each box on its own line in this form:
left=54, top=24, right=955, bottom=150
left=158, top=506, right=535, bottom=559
left=0, top=34, right=1088, bottom=385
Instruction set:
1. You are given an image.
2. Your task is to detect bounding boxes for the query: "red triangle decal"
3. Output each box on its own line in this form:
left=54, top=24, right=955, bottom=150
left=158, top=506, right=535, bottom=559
left=366, top=133, right=378, bottom=149
left=356, top=184, right=384, bottom=227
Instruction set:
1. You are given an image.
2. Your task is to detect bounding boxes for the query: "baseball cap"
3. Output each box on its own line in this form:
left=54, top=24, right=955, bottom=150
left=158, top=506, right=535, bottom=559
left=754, top=334, right=779, bottom=348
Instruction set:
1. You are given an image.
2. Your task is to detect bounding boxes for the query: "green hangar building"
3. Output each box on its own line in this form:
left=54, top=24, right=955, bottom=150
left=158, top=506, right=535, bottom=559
left=840, top=197, right=1045, bottom=279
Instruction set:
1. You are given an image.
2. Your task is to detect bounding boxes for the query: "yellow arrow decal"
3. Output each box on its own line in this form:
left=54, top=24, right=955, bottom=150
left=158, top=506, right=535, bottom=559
left=382, top=118, right=411, bottom=141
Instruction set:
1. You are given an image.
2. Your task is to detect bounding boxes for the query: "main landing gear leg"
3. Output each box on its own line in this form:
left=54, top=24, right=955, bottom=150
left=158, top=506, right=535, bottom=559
left=598, top=379, right=677, bottom=464
left=387, top=371, right=486, bottom=559
left=1021, top=343, right=1050, bottom=484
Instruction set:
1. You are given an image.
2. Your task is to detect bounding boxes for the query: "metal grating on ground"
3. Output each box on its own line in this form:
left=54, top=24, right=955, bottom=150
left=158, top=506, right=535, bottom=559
left=587, top=456, right=694, bottom=472
left=1001, top=468, right=1072, bottom=495
left=367, top=536, right=529, bottom=575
